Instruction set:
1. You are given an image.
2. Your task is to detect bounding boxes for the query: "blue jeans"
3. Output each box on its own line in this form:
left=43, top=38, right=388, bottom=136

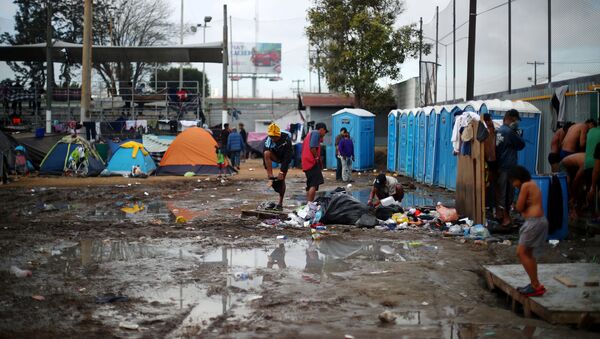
left=230, top=151, right=241, bottom=168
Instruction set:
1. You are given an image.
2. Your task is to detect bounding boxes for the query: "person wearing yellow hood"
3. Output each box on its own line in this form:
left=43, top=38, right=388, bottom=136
left=263, top=123, right=293, bottom=210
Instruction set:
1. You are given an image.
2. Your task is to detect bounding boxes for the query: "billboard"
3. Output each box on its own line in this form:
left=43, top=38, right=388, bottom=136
left=231, top=42, right=281, bottom=74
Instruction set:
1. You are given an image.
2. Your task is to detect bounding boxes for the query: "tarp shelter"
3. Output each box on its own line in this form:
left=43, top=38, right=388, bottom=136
left=40, top=135, right=105, bottom=176
left=157, top=127, right=234, bottom=175
left=104, top=141, right=156, bottom=176
left=0, top=40, right=224, bottom=63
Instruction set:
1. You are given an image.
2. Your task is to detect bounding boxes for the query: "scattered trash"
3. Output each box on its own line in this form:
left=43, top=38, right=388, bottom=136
left=369, top=270, right=391, bottom=275
left=176, top=216, right=187, bottom=224
left=184, top=171, right=195, bottom=177
left=549, top=239, right=559, bottom=247
left=143, top=191, right=149, bottom=196
left=421, top=301, right=429, bottom=306
left=407, top=241, right=423, bottom=248
left=248, top=168, right=255, bottom=171
left=237, top=188, right=242, bottom=191
left=378, top=310, right=397, bottom=323
left=345, top=335, right=355, bottom=339
left=95, top=294, right=129, bottom=304
left=276, top=235, right=287, bottom=240
left=234, top=272, right=250, bottom=281
left=459, top=292, right=468, bottom=298
left=31, top=295, right=45, bottom=301
left=501, top=240, right=512, bottom=246
left=10, top=266, right=32, bottom=278
left=119, top=322, right=140, bottom=330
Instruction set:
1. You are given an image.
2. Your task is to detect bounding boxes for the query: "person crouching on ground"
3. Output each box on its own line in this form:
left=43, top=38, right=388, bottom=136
left=510, top=165, right=548, bottom=297
left=263, top=123, right=293, bottom=210
left=337, top=129, right=354, bottom=183
left=368, top=173, right=404, bottom=207
left=302, top=123, right=328, bottom=202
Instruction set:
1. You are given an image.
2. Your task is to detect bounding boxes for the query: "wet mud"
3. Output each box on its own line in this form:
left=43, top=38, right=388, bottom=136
left=1, top=164, right=599, bottom=338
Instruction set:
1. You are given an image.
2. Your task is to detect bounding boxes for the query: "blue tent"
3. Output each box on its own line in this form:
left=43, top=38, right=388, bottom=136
left=39, top=135, right=105, bottom=176
left=104, top=141, right=156, bottom=176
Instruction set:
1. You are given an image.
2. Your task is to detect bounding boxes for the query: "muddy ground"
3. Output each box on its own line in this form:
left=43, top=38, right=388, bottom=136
left=1, top=159, right=599, bottom=338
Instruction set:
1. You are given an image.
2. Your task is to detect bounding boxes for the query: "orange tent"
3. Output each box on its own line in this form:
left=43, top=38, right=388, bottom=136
left=156, top=127, right=234, bottom=175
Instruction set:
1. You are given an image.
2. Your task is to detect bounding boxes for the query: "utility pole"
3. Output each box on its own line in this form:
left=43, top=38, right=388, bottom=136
left=452, top=0, right=456, bottom=101
left=229, top=15, right=233, bottom=109
left=547, top=0, right=552, bottom=86
left=466, top=0, right=477, bottom=100
left=222, top=4, right=228, bottom=128
left=435, top=6, right=439, bottom=104
left=201, top=16, right=211, bottom=123
left=508, top=0, right=512, bottom=92
left=45, top=0, right=53, bottom=133
left=316, top=49, right=322, bottom=93
left=179, top=0, right=184, bottom=89
left=418, top=17, right=423, bottom=106
left=527, top=61, right=545, bottom=86
left=292, top=79, right=305, bottom=95
left=80, top=0, right=92, bottom=123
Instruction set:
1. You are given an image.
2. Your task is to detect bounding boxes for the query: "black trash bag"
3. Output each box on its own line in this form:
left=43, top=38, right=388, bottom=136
left=321, top=193, right=369, bottom=225
left=355, top=213, right=378, bottom=228
left=375, top=205, right=404, bottom=220
left=547, top=175, right=563, bottom=233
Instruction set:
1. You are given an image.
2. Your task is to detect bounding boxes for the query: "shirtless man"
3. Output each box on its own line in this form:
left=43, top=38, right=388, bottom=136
left=510, top=165, right=548, bottom=297
left=548, top=122, right=573, bottom=172
left=560, top=119, right=596, bottom=160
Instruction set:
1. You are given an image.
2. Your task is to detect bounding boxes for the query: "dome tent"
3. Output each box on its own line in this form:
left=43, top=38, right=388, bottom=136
left=103, top=141, right=156, bottom=176
left=157, top=127, right=235, bottom=175
left=39, top=135, right=105, bottom=176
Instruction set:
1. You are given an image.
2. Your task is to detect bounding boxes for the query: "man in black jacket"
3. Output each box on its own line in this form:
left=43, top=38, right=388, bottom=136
left=263, top=123, right=293, bottom=210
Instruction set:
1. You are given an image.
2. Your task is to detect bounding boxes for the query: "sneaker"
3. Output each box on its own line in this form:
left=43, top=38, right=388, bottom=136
left=520, top=284, right=546, bottom=297
left=516, top=284, right=531, bottom=293
left=274, top=204, right=283, bottom=211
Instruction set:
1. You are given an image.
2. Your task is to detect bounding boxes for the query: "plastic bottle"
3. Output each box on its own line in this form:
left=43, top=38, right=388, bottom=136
left=234, top=272, right=249, bottom=280
left=10, top=266, right=32, bottom=278
left=276, top=235, right=287, bottom=240
left=315, top=225, right=327, bottom=231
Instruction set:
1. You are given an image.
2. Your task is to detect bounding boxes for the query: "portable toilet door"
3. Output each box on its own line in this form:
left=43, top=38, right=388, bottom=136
left=445, top=106, right=463, bottom=190
left=405, top=110, right=416, bottom=178
left=437, top=107, right=451, bottom=188
left=397, top=111, right=408, bottom=175
left=415, top=109, right=428, bottom=183
left=332, top=108, right=375, bottom=171
left=425, top=108, right=440, bottom=185
left=387, top=110, right=398, bottom=173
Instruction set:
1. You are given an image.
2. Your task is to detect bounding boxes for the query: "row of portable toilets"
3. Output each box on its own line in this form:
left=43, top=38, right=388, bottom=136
left=387, top=99, right=543, bottom=191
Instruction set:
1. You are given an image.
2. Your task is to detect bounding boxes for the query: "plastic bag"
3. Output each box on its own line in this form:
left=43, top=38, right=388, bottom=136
left=376, top=206, right=404, bottom=220
left=467, top=224, right=491, bottom=238
left=436, top=204, right=458, bottom=222
left=321, top=193, right=368, bottom=225
left=355, top=213, right=378, bottom=228
left=391, top=213, right=409, bottom=224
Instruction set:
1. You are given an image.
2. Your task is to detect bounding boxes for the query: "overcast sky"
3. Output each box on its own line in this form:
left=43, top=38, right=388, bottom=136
left=1, top=0, right=598, bottom=100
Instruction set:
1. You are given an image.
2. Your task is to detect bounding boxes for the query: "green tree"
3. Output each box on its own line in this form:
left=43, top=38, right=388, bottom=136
left=149, top=67, right=210, bottom=98
left=306, top=0, right=428, bottom=110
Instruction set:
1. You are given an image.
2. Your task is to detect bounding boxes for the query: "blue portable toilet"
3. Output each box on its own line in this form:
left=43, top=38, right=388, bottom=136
left=484, top=99, right=541, bottom=174
left=387, top=110, right=399, bottom=173
left=425, top=106, right=442, bottom=185
left=397, top=110, right=408, bottom=176
left=415, top=108, right=429, bottom=183
left=331, top=108, right=375, bottom=171
left=405, top=110, right=416, bottom=178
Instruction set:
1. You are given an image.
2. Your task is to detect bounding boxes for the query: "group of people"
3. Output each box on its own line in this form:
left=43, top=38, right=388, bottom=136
left=548, top=119, right=600, bottom=217
left=218, top=122, right=248, bottom=171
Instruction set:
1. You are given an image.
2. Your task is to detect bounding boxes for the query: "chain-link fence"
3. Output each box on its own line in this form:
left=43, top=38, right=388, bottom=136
left=420, top=0, right=600, bottom=102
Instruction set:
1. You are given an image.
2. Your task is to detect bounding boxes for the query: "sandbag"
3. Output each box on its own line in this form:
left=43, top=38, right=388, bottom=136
left=321, top=193, right=368, bottom=225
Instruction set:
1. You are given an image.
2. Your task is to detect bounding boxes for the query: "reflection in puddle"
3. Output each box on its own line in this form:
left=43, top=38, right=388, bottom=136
left=87, top=200, right=174, bottom=222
